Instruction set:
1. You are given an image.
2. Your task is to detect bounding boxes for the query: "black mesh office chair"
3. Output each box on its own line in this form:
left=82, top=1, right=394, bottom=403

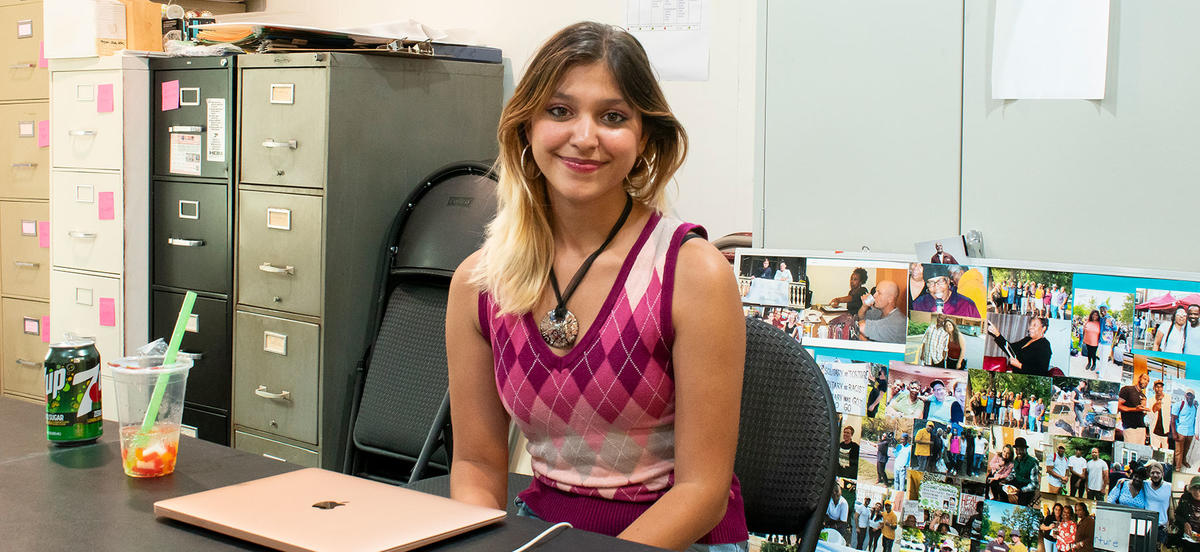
left=342, top=161, right=497, bottom=485
left=737, top=316, right=839, bottom=552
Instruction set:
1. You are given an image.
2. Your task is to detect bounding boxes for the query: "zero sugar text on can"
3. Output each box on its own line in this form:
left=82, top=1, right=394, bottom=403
left=45, top=339, right=103, bottom=445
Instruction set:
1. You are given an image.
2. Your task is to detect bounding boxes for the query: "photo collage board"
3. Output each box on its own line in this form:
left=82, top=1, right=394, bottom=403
left=735, top=246, right=1200, bottom=552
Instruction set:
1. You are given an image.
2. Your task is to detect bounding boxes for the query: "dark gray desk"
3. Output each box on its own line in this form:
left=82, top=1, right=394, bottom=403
left=0, top=397, right=664, bottom=551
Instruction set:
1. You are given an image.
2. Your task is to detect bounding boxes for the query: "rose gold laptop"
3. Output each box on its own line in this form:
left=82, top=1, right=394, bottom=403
left=154, top=468, right=506, bottom=552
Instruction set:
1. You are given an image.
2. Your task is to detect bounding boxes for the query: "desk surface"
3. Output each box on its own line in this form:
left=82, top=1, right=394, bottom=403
left=0, top=397, right=664, bottom=551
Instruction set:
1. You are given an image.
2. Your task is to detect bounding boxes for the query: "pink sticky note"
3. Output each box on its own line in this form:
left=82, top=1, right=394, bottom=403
left=161, top=80, right=180, bottom=111
left=38, top=42, right=47, bottom=68
left=37, top=120, right=49, bottom=148
left=98, top=192, right=115, bottom=220
left=97, top=84, right=114, bottom=113
left=98, top=298, right=116, bottom=327
left=41, top=316, right=50, bottom=343
left=38, top=221, right=49, bottom=248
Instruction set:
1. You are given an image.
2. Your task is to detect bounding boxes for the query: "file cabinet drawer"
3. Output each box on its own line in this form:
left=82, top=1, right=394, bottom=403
left=233, top=310, right=318, bottom=444
left=236, top=190, right=322, bottom=316
left=0, top=102, right=49, bottom=199
left=0, top=3, right=48, bottom=101
left=0, top=201, right=49, bottom=299
left=152, top=290, right=230, bottom=411
left=182, top=406, right=229, bottom=446
left=153, top=180, right=229, bottom=293
left=234, top=430, right=318, bottom=467
left=239, top=67, right=327, bottom=188
left=48, top=270, right=122, bottom=361
left=50, top=70, right=123, bottom=170
left=51, top=170, right=123, bottom=274
left=1, top=297, right=48, bottom=398
left=153, top=67, right=232, bottom=179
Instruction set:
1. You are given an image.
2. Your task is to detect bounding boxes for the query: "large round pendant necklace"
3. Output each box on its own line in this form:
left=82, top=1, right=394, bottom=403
left=539, top=195, right=633, bottom=349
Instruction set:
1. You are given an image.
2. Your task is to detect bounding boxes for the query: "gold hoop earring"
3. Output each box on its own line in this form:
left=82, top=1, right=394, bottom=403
left=520, top=145, right=542, bottom=179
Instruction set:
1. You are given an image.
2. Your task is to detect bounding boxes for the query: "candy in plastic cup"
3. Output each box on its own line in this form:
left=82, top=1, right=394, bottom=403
left=108, top=356, right=193, bottom=478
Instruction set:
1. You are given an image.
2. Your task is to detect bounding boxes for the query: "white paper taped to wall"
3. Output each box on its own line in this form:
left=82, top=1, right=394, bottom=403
left=625, top=0, right=710, bottom=81
left=992, top=0, right=1111, bottom=99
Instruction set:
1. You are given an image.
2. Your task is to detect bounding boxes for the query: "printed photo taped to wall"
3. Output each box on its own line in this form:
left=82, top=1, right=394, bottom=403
left=736, top=253, right=807, bottom=308
left=1047, top=376, right=1120, bottom=442
left=885, top=362, right=970, bottom=426
left=908, top=313, right=985, bottom=370
left=966, top=369, right=1052, bottom=433
left=909, top=263, right=987, bottom=321
left=799, top=258, right=910, bottom=351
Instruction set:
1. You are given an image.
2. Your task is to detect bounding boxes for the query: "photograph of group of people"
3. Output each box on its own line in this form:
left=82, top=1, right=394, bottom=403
left=739, top=248, right=1200, bottom=552
left=1134, top=288, right=1200, bottom=356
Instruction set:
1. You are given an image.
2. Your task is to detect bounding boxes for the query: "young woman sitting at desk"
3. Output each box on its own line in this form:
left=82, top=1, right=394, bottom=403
left=445, top=22, right=748, bottom=552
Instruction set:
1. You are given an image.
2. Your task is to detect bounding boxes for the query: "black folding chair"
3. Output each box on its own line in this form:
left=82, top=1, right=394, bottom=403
left=737, top=317, right=839, bottom=552
left=342, top=161, right=497, bottom=485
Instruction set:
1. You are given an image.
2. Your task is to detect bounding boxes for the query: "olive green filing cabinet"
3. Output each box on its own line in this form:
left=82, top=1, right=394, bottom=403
left=47, top=55, right=151, bottom=419
left=0, top=0, right=50, bottom=402
left=232, top=52, right=502, bottom=469
left=149, top=56, right=237, bottom=446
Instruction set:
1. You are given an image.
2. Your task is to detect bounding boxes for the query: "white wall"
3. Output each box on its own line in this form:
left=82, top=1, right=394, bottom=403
left=239, top=0, right=757, bottom=240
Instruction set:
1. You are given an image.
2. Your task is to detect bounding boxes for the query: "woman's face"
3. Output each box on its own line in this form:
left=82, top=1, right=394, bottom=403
left=1176, top=308, right=1189, bottom=325
left=1028, top=318, right=1046, bottom=339
left=943, top=320, right=955, bottom=332
left=933, top=383, right=947, bottom=401
left=910, top=263, right=923, bottom=280
left=850, top=272, right=862, bottom=288
left=1089, top=312, right=1099, bottom=322
left=779, top=261, right=787, bottom=271
left=528, top=61, right=644, bottom=205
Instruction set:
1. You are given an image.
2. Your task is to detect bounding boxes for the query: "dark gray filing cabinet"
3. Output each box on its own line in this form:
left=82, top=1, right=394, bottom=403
left=149, top=56, right=236, bottom=446
left=232, top=52, right=502, bottom=469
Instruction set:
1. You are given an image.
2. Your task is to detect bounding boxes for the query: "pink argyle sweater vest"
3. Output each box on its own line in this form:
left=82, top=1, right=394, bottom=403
left=479, top=212, right=747, bottom=544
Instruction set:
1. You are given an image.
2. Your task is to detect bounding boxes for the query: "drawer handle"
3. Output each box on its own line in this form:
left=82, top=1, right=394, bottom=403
left=9, top=63, right=35, bottom=69
left=69, top=130, right=97, bottom=137
left=168, top=237, right=205, bottom=247
left=68, top=231, right=97, bottom=239
left=14, top=261, right=39, bottom=268
left=258, top=262, right=294, bottom=275
left=254, top=385, right=291, bottom=401
left=179, top=351, right=204, bottom=361
left=168, top=125, right=204, bottom=133
left=10, top=163, right=37, bottom=168
left=262, top=139, right=298, bottom=150
left=16, top=359, right=40, bottom=368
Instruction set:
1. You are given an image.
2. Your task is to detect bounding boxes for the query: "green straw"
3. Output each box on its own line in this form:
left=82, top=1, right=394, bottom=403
left=138, top=291, right=197, bottom=437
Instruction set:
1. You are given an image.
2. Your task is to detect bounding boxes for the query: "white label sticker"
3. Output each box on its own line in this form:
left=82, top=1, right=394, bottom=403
left=169, top=133, right=202, bottom=176
left=263, top=331, right=287, bottom=355
left=17, top=20, right=32, bottom=39
left=269, top=83, right=295, bottom=104
left=23, top=317, right=39, bottom=335
left=185, top=313, right=199, bottom=333
left=266, top=208, right=291, bottom=230
left=21, top=220, right=36, bottom=236
left=75, top=287, right=93, bottom=306
left=18, top=121, right=34, bottom=137
left=205, top=98, right=226, bottom=163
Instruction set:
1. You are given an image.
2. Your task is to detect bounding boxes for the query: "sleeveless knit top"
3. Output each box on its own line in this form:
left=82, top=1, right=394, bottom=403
left=478, top=212, right=748, bottom=544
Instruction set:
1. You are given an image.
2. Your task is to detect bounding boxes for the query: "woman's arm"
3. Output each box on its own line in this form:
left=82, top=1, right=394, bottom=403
left=446, top=252, right=512, bottom=510
left=617, top=239, right=745, bottom=551
left=1155, top=327, right=1165, bottom=351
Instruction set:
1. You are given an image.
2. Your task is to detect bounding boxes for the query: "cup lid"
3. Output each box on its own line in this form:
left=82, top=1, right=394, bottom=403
left=106, top=355, right=193, bottom=377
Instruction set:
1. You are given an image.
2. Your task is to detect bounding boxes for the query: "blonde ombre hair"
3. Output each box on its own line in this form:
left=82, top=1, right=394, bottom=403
left=472, top=22, right=688, bottom=315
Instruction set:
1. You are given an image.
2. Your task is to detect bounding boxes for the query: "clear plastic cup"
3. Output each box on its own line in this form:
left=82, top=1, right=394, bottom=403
left=107, top=356, right=193, bottom=477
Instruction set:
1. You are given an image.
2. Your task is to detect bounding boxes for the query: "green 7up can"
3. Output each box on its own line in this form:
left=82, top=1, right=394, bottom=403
left=45, top=338, right=103, bottom=445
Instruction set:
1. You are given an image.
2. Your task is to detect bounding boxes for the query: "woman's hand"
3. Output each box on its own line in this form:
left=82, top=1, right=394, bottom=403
left=1008, top=357, right=1023, bottom=369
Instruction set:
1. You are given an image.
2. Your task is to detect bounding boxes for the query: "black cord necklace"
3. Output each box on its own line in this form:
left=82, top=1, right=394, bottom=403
left=538, top=194, right=634, bottom=349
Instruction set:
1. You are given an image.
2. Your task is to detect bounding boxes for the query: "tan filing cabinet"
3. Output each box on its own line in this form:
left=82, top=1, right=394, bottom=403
left=231, top=53, right=502, bottom=469
left=47, top=56, right=150, bottom=418
left=0, top=0, right=48, bottom=402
